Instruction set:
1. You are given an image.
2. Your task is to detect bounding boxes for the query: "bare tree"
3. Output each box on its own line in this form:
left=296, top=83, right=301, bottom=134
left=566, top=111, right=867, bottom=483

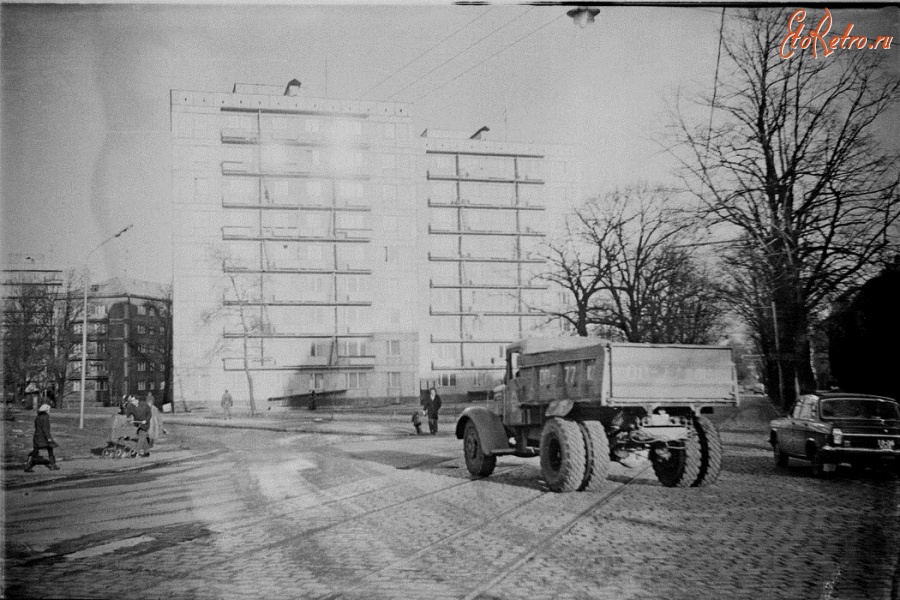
left=2, top=279, right=56, bottom=405
left=46, top=272, right=85, bottom=407
left=536, top=185, right=726, bottom=344
left=201, top=250, right=264, bottom=416
left=670, top=8, right=900, bottom=408
left=532, top=218, right=609, bottom=336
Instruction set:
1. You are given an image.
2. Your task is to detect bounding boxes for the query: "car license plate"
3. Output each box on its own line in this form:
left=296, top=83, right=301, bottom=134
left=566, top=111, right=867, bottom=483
left=878, top=439, right=895, bottom=450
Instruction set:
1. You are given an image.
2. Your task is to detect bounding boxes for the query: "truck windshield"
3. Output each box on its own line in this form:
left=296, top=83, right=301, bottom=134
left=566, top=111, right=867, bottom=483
left=821, top=399, right=900, bottom=420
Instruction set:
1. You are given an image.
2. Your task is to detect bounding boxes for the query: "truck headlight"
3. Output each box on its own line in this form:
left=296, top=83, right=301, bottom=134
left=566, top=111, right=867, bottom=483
left=832, top=428, right=843, bottom=445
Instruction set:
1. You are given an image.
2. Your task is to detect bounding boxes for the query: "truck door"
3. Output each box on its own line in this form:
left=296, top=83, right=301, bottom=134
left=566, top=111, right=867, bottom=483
left=502, top=350, right=523, bottom=424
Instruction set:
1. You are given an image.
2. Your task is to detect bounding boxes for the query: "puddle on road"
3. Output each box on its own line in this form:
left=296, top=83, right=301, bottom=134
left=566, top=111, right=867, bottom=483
left=63, top=535, right=156, bottom=560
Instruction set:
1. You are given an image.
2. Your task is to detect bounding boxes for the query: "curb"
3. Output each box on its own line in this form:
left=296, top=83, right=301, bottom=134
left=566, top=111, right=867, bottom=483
left=3, top=449, right=224, bottom=491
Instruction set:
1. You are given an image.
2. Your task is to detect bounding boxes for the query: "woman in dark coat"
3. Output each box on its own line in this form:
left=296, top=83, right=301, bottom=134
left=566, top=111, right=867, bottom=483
left=425, top=387, right=442, bottom=435
left=24, top=404, right=59, bottom=472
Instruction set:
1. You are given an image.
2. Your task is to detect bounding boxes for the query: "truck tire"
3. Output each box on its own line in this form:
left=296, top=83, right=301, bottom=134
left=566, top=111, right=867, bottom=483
left=651, top=425, right=702, bottom=487
left=692, top=416, right=723, bottom=487
left=540, top=418, right=586, bottom=493
left=578, top=420, right=610, bottom=491
left=463, top=421, right=496, bottom=478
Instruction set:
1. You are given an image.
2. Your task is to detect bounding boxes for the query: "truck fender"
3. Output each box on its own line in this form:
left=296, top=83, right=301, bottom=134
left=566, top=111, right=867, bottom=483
left=545, top=399, right=574, bottom=418
left=455, top=406, right=509, bottom=455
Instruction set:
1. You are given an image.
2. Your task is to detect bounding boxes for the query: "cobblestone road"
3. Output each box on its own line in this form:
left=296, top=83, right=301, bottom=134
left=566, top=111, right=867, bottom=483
left=4, top=426, right=899, bottom=599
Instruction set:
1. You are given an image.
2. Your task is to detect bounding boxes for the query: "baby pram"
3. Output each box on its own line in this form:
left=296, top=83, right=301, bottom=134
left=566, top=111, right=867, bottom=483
left=101, top=414, right=139, bottom=458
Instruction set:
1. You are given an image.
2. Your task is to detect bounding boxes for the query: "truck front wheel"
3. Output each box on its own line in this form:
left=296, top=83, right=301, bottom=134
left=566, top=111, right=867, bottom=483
left=540, top=418, right=586, bottom=492
left=463, top=421, right=496, bottom=477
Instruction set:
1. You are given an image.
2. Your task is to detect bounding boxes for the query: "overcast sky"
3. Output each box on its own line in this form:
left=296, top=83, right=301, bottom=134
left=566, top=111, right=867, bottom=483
left=2, top=3, right=897, bottom=285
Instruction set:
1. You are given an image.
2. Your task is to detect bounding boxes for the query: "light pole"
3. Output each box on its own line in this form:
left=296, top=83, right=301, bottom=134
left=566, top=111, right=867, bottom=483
left=79, top=224, right=132, bottom=429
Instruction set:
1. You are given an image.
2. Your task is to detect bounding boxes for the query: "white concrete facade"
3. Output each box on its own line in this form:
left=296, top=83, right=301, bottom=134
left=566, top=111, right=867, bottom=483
left=170, top=84, right=577, bottom=411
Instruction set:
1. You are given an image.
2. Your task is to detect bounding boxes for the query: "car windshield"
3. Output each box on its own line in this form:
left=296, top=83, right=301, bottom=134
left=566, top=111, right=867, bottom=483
left=820, top=399, right=900, bottom=420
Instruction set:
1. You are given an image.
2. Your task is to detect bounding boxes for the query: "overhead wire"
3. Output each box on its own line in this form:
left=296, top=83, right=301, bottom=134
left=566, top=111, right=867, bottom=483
left=356, top=6, right=495, bottom=101
left=386, top=7, right=536, bottom=101
left=413, top=11, right=567, bottom=104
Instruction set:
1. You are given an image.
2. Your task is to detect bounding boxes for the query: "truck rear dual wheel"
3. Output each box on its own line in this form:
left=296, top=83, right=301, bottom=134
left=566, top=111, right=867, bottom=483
left=693, top=416, right=723, bottom=487
left=578, top=420, right=611, bottom=491
left=463, top=421, right=497, bottom=477
left=651, top=416, right=723, bottom=487
left=540, top=418, right=586, bottom=492
left=652, top=426, right=702, bottom=487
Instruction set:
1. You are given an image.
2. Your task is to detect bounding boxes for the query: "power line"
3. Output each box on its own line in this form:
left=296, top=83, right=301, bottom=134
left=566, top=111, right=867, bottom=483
left=356, top=7, right=495, bottom=101
left=413, top=11, right=567, bottom=104
left=387, top=7, right=535, bottom=101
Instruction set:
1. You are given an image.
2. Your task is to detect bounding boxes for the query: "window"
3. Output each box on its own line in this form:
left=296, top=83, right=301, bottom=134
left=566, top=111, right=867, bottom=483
left=137, top=344, right=147, bottom=354
left=71, top=381, right=81, bottom=392
left=586, top=362, right=596, bottom=383
left=539, top=367, right=555, bottom=387
left=160, top=381, right=166, bottom=390
left=338, top=339, right=369, bottom=357
left=138, top=361, right=148, bottom=372
left=89, top=303, right=107, bottom=318
left=137, top=381, right=146, bottom=391
left=564, top=364, right=577, bottom=387
left=345, top=372, right=368, bottom=389
left=387, top=340, right=401, bottom=356
left=148, top=381, right=155, bottom=391
left=137, top=325, right=146, bottom=335
left=310, top=341, right=332, bottom=358
left=474, top=372, right=486, bottom=387
left=97, top=380, right=109, bottom=391
left=438, top=373, right=457, bottom=387
left=73, top=323, right=83, bottom=335
left=137, top=305, right=147, bottom=316
left=388, top=372, right=401, bottom=389
left=310, top=373, right=324, bottom=391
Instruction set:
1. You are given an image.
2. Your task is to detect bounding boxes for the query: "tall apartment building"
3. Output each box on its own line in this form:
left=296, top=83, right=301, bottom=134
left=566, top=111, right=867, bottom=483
left=171, top=81, right=578, bottom=411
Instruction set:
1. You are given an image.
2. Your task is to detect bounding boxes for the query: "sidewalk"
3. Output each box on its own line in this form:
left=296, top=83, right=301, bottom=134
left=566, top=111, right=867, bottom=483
left=2, top=406, right=217, bottom=490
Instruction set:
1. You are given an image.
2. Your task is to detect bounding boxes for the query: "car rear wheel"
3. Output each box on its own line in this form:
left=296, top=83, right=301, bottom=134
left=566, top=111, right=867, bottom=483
left=772, top=438, right=789, bottom=468
left=463, top=421, right=496, bottom=478
left=540, top=418, right=586, bottom=493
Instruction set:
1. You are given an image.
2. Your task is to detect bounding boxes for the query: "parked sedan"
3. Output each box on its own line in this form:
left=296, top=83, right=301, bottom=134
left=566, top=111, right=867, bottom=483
left=769, top=392, right=900, bottom=476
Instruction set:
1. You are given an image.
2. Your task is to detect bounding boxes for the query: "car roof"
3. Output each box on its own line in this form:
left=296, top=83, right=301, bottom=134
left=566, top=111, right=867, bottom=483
left=810, top=391, right=898, bottom=402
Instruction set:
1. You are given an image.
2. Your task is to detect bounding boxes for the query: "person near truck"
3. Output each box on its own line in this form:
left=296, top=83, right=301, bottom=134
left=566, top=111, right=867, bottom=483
left=221, top=389, right=233, bottom=420
left=24, top=404, right=59, bottom=472
left=425, top=387, right=442, bottom=435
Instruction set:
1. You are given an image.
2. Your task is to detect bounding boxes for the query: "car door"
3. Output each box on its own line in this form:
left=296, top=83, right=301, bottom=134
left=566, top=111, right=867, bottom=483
left=783, top=398, right=809, bottom=455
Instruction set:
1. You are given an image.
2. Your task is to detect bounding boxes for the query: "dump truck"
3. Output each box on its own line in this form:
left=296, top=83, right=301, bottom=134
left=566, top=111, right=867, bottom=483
left=455, top=337, right=739, bottom=492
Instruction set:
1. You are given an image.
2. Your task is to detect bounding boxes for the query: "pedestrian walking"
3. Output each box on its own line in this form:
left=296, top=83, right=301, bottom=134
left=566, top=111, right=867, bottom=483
left=411, top=411, right=423, bottom=435
left=308, top=390, right=317, bottom=411
left=129, top=395, right=153, bottom=457
left=221, top=389, right=233, bottom=420
left=425, top=387, right=442, bottom=435
left=24, top=404, right=60, bottom=472
left=146, top=391, right=155, bottom=408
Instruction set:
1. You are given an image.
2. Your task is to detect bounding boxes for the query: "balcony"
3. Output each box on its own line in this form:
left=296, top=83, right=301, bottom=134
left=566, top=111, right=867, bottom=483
left=427, top=252, right=543, bottom=264
left=431, top=362, right=505, bottom=372
left=223, top=298, right=372, bottom=307
left=428, top=226, right=544, bottom=237
left=221, top=227, right=372, bottom=243
left=221, top=162, right=370, bottom=181
left=429, top=280, right=548, bottom=290
left=222, top=200, right=300, bottom=211
left=427, top=170, right=545, bottom=185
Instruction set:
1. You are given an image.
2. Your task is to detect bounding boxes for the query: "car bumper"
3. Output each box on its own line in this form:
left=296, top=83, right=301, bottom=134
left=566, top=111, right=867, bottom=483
left=820, top=445, right=900, bottom=461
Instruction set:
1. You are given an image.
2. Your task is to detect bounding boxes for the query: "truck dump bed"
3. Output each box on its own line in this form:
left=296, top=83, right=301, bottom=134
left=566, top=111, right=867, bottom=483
left=605, top=343, right=737, bottom=406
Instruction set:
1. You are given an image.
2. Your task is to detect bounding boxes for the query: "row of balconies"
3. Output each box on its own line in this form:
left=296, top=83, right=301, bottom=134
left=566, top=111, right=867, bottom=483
left=222, top=226, right=372, bottom=242
left=222, top=266, right=372, bottom=275
left=222, top=298, right=372, bottom=307
left=427, top=253, right=543, bottom=264
left=222, top=161, right=370, bottom=180
left=429, top=280, right=547, bottom=290
left=427, top=199, right=544, bottom=211
left=427, top=225, right=543, bottom=237
left=426, top=169, right=544, bottom=184
left=221, top=128, right=369, bottom=149
left=222, top=357, right=376, bottom=371
left=221, top=200, right=371, bottom=211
